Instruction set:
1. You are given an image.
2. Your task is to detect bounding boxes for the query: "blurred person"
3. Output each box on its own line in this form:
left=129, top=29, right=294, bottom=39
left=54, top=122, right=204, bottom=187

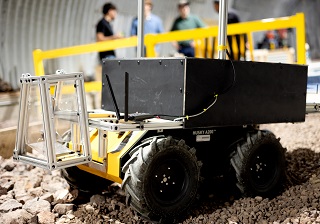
left=213, top=0, right=245, bottom=60
left=258, top=30, right=283, bottom=50
left=277, top=29, right=289, bottom=48
left=258, top=30, right=278, bottom=49
left=258, top=29, right=289, bottom=50
left=213, top=0, right=240, bottom=24
left=96, top=2, right=122, bottom=61
left=171, top=0, right=205, bottom=57
left=130, top=0, right=164, bottom=55
left=130, top=0, right=163, bottom=36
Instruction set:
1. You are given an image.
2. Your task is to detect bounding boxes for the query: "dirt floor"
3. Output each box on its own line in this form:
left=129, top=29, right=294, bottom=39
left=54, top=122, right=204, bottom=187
left=0, top=113, right=319, bottom=223
left=261, top=113, right=320, bottom=153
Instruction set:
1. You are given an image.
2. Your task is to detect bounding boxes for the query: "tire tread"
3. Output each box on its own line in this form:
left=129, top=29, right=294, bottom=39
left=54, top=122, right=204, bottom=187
left=121, top=136, right=200, bottom=222
left=230, top=130, right=285, bottom=197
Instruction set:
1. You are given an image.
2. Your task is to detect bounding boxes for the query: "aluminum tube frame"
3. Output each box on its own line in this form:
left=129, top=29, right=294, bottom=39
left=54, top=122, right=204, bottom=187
left=137, top=0, right=145, bottom=57
left=217, top=0, right=228, bottom=60
left=14, top=73, right=92, bottom=170
left=306, top=103, right=320, bottom=113
left=88, top=119, right=184, bottom=132
left=13, top=74, right=30, bottom=159
left=98, top=130, right=108, bottom=158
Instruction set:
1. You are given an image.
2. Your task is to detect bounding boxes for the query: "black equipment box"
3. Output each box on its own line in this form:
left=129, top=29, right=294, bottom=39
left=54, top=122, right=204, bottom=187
left=102, top=58, right=307, bottom=128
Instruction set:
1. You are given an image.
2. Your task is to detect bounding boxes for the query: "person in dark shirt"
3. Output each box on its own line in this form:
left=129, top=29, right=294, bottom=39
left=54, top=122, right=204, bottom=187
left=213, top=0, right=245, bottom=60
left=96, top=3, right=122, bottom=61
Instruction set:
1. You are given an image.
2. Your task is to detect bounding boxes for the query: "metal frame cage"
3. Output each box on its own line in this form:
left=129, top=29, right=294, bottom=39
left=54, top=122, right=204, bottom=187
left=14, top=71, right=91, bottom=170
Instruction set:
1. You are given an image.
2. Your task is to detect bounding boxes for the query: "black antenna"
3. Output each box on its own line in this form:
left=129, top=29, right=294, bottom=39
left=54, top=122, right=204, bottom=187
left=105, top=74, right=121, bottom=120
left=124, top=72, right=129, bottom=121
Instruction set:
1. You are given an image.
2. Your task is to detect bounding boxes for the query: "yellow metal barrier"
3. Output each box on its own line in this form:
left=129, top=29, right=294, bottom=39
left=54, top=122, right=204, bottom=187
left=33, top=13, right=306, bottom=90
left=33, top=37, right=138, bottom=92
left=144, top=13, right=306, bottom=64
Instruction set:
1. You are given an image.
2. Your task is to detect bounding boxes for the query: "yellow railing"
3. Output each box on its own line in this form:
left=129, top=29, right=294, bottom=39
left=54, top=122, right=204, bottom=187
left=144, top=13, right=306, bottom=63
left=33, top=13, right=306, bottom=91
left=33, top=36, right=138, bottom=92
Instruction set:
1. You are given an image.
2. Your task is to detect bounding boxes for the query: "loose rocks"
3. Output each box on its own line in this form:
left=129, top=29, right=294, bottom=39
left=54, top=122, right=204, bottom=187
left=0, top=199, right=22, bottom=212
left=0, top=113, right=319, bottom=223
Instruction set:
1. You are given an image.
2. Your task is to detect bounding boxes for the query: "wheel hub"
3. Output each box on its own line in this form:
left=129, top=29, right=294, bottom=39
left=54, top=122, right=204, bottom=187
left=151, top=160, right=186, bottom=204
left=252, top=159, right=268, bottom=178
left=250, top=148, right=277, bottom=186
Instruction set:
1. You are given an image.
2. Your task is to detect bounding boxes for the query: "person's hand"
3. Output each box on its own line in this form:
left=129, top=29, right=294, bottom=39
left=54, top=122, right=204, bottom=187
left=117, top=32, right=125, bottom=38
left=113, top=33, right=123, bottom=39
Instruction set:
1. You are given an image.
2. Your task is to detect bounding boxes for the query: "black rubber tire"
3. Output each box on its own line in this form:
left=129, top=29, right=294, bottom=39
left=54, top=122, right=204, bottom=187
left=230, top=130, right=286, bottom=197
left=61, top=166, right=113, bottom=194
left=121, top=136, right=201, bottom=223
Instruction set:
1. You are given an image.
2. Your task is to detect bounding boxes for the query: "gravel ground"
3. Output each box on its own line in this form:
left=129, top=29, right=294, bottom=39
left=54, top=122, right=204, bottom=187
left=0, top=113, right=319, bottom=224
